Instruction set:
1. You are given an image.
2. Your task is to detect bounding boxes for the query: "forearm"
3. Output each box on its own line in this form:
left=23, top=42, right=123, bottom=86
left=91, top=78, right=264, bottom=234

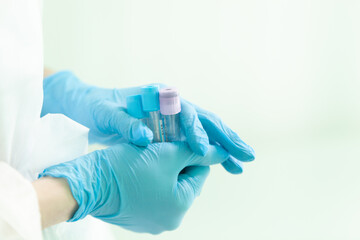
left=44, top=67, right=55, bottom=78
left=41, top=70, right=111, bottom=118
left=42, top=70, right=89, bottom=116
left=32, top=177, right=78, bottom=229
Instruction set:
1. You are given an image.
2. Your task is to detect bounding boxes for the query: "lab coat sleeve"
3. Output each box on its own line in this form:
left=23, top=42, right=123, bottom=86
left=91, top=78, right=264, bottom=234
left=0, top=162, right=42, bottom=240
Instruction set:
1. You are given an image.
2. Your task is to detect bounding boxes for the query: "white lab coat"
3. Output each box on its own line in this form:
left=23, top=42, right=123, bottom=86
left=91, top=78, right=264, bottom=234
left=0, top=0, right=115, bottom=239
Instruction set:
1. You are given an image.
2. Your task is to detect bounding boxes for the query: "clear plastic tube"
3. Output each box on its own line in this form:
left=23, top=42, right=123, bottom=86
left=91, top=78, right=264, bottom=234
left=159, top=87, right=181, bottom=142
left=147, top=110, right=163, bottom=142
left=161, top=113, right=180, bottom=142
left=140, top=85, right=181, bottom=143
left=141, top=85, right=165, bottom=142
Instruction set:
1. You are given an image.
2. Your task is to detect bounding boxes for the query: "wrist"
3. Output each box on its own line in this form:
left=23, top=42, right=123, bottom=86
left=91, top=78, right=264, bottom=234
left=42, top=70, right=90, bottom=116
left=38, top=149, right=121, bottom=222
left=32, top=177, right=78, bottom=229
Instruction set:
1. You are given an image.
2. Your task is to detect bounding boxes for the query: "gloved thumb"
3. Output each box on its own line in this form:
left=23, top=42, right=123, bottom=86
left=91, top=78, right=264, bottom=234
left=177, top=166, right=210, bottom=203
left=96, top=102, right=153, bottom=146
left=113, top=111, right=153, bottom=146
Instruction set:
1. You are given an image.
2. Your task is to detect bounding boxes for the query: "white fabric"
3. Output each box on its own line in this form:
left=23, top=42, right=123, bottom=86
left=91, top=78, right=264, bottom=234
left=0, top=163, right=42, bottom=240
left=0, top=0, right=115, bottom=239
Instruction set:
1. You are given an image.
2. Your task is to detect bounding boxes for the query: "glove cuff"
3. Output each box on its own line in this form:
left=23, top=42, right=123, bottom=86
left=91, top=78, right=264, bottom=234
left=38, top=152, right=101, bottom=222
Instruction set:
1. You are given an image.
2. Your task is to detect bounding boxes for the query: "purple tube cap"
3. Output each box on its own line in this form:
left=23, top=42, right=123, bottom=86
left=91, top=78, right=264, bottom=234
left=159, top=87, right=181, bottom=115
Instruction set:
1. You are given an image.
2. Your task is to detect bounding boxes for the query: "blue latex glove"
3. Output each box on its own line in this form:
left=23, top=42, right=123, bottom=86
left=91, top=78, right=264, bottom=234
left=180, top=100, right=255, bottom=174
left=42, top=71, right=153, bottom=146
left=39, top=142, right=229, bottom=234
left=42, top=71, right=255, bottom=173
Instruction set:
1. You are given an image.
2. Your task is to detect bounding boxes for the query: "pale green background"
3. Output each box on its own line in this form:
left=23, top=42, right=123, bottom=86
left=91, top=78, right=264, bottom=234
left=43, top=0, right=360, bottom=239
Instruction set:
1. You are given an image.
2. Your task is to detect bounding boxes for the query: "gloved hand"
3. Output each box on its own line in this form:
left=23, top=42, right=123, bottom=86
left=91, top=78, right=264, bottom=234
left=39, top=142, right=229, bottom=234
left=180, top=100, right=254, bottom=174
left=42, top=71, right=255, bottom=173
left=42, top=71, right=153, bottom=146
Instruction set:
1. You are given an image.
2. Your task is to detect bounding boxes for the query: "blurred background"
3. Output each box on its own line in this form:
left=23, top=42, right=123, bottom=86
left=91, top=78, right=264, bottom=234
left=43, top=0, right=360, bottom=239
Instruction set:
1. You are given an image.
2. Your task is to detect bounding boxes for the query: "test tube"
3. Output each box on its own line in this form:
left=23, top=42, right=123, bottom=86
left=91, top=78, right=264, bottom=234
left=159, top=88, right=181, bottom=142
left=126, top=95, right=147, bottom=124
left=141, top=85, right=163, bottom=142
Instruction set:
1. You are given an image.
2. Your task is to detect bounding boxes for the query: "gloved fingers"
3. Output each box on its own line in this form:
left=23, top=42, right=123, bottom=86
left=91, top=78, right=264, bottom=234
left=177, top=166, right=210, bottom=200
left=208, top=140, right=244, bottom=174
left=221, top=156, right=244, bottom=174
left=95, top=102, right=153, bottom=146
left=187, top=144, right=229, bottom=166
left=110, top=111, right=153, bottom=146
left=180, top=100, right=209, bottom=156
left=197, top=109, right=255, bottom=162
